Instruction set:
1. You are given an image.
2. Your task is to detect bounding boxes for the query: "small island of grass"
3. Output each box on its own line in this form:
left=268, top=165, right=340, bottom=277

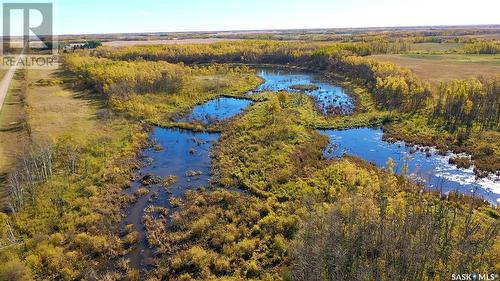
left=289, top=84, right=319, bottom=91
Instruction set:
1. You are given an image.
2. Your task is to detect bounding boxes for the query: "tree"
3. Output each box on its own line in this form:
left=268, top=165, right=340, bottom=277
left=84, top=40, right=102, bottom=49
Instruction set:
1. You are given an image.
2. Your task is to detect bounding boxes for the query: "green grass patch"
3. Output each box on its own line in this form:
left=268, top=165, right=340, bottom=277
left=402, top=53, right=500, bottom=65
left=289, top=84, right=319, bottom=91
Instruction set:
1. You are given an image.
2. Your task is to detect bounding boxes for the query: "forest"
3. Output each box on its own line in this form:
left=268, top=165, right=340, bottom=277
left=0, top=28, right=499, bottom=281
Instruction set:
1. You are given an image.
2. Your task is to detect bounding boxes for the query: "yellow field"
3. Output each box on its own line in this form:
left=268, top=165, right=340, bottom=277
left=370, top=54, right=500, bottom=84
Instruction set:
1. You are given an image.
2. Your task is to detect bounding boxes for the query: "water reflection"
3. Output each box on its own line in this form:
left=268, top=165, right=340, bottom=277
left=256, top=69, right=354, bottom=114
left=177, top=97, right=253, bottom=124
left=321, top=128, right=500, bottom=203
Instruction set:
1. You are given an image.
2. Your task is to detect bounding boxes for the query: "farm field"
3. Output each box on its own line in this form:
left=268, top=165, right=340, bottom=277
left=102, top=38, right=240, bottom=47
left=371, top=53, right=500, bottom=83
left=408, top=42, right=464, bottom=53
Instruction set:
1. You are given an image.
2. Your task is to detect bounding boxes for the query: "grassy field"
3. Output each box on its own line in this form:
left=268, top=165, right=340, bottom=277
left=370, top=54, right=500, bottom=84
left=0, top=56, right=5, bottom=78
left=0, top=67, right=101, bottom=209
left=402, top=53, right=500, bottom=64
left=0, top=71, right=30, bottom=208
left=0, top=71, right=29, bottom=171
left=25, top=68, right=98, bottom=143
left=408, top=42, right=464, bottom=53
left=0, top=68, right=101, bottom=169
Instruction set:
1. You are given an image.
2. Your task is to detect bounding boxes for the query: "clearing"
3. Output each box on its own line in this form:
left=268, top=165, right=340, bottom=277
left=0, top=70, right=29, bottom=208
left=409, top=42, right=464, bottom=53
left=370, top=54, right=500, bottom=84
left=0, top=71, right=29, bottom=172
left=25, top=68, right=98, bottom=143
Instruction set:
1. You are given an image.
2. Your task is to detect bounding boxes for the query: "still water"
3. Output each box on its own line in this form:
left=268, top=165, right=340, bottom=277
left=256, top=69, right=354, bottom=114
left=177, top=96, right=253, bottom=124
left=123, top=128, right=219, bottom=268
left=321, top=128, right=500, bottom=203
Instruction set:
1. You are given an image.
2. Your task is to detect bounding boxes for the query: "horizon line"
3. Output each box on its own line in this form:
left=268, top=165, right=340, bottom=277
left=53, top=23, right=500, bottom=37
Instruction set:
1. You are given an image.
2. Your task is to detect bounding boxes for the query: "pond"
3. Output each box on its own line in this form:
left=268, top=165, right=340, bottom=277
left=320, top=128, right=500, bottom=204
left=176, top=96, right=253, bottom=125
left=255, top=69, right=354, bottom=114
left=123, top=128, right=220, bottom=268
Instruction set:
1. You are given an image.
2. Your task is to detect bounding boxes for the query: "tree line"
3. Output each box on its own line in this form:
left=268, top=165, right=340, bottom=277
left=94, top=40, right=412, bottom=64
left=463, top=41, right=500, bottom=54
left=310, top=49, right=433, bottom=112
left=64, top=54, right=187, bottom=97
left=434, top=77, right=500, bottom=131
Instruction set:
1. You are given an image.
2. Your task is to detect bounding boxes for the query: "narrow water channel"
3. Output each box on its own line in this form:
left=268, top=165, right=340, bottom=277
left=122, top=128, right=219, bottom=269
left=123, top=67, right=499, bottom=270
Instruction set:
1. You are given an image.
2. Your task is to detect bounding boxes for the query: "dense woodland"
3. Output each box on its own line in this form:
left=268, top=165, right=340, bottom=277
left=89, top=40, right=498, bottom=132
left=64, top=55, right=188, bottom=97
left=0, top=33, right=499, bottom=280
left=463, top=41, right=500, bottom=54
left=434, top=77, right=500, bottom=131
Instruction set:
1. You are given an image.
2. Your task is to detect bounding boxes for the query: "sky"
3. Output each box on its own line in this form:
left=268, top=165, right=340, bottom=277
left=1, top=0, right=500, bottom=35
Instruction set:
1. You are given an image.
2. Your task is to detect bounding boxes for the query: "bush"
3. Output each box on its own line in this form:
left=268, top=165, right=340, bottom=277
left=0, top=260, right=32, bottom=281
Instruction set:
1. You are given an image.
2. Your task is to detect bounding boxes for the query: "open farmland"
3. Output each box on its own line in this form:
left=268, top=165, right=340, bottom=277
left=370, top=54, right=500, bottom=83
left=102, top=38, right=240, bottom=47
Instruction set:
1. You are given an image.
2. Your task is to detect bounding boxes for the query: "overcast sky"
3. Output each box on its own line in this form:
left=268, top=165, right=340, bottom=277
left=1, top=0, right=499, bottom=35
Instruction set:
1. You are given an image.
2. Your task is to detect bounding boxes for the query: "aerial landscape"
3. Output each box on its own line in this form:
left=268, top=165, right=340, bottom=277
left=0, top=0, right=499, bottom=280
